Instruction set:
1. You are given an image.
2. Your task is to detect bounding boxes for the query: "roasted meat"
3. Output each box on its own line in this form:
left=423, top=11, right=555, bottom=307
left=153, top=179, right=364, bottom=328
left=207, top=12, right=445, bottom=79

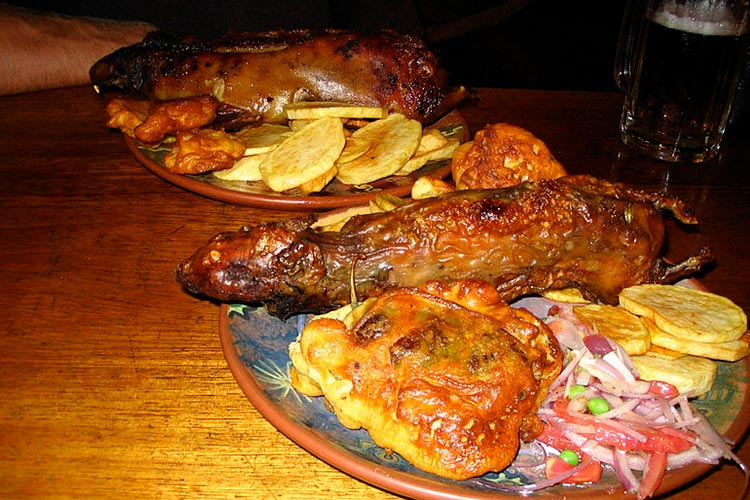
left=90, top=29, right=466, bottom=125
left=289, top=279, right=563, bottom=480
left=176, top=175, right=713, bottom=318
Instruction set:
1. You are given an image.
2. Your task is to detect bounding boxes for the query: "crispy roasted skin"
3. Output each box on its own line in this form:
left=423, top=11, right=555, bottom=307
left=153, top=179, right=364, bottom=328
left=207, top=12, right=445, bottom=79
left=289, top=279, right=563, bottom=480
left=176, top=175, right=713, bottom=318
left=90, top=29, right=466, bottom=125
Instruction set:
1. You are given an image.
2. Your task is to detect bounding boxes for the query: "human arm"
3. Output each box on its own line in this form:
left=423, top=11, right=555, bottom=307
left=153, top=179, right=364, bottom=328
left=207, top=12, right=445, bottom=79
left=0, top=4, right=155, bottom=95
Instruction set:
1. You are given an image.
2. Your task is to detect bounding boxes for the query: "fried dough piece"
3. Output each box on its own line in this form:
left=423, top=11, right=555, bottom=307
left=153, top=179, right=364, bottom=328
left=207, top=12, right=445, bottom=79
left=289, top=279, right=563, bottom=480
left=452, top=123, right=567, bottom=189
left=163, top=128, right=246, bottom=174
left=106, top=95, right=219, bottom=144
left=105, top=98, right=150, bottom=138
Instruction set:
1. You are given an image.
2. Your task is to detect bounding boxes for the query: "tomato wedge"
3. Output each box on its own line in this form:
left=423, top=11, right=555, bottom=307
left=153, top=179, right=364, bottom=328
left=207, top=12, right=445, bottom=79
left=536, top=424, right=580, bottom=453
left=648, top=380, right=680, bottom=399
left=545, top=456, right=603, bottom=484
left=552, top=398, right=693, bottom=453
left=637, top=451, right=668, bottom=500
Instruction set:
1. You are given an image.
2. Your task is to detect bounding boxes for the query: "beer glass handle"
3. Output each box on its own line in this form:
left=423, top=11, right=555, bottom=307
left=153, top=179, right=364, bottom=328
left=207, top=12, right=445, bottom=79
left=614, top=0, right=647, bottom=92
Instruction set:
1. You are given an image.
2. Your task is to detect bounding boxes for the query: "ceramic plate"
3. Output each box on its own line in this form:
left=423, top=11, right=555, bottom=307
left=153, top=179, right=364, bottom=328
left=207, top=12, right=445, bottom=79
left=126, top=111, right=466, bottom=210
left=218, top=299, right=750, bottom=499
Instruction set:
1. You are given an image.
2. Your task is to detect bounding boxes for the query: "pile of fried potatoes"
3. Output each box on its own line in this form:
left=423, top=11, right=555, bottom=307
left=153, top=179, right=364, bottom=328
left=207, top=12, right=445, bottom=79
left=214, top=102, right=460, bottom=194
left=549, top=284, right=748, bottom=397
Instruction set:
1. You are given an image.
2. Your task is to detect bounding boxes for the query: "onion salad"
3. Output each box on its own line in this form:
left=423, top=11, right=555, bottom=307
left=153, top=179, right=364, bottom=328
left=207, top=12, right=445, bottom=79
left=472, top=296, right=748, bottom=499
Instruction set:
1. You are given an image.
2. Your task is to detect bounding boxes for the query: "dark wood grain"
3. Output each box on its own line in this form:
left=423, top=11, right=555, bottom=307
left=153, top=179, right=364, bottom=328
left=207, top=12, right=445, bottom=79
left=0, top=86, right=747, bottom=499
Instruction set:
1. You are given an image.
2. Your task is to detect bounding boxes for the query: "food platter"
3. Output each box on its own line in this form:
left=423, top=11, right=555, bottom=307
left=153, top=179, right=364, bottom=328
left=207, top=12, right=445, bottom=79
left=125, top=111, right=466, bottom=211
left=218, top=298, right=750, bottom=500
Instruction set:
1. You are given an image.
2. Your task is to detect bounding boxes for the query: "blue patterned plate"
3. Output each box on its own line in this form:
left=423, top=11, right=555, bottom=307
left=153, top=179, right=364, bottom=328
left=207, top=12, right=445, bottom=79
left=219, top=303, right=750, bottom=499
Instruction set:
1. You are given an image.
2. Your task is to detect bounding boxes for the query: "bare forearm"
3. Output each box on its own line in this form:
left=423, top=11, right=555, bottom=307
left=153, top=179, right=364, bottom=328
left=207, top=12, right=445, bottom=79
left=0, top=4, right=155, bottom=95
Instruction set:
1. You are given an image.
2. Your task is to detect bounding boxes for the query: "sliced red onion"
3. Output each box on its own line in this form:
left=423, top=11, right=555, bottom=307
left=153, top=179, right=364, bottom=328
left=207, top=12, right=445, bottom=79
left=562, top=430, right=648, bottom=470
left=676, top=395, right=693, bottom=420
left=580, top=357, right=625, bottom=384
left=584, top=334, right=614, bottom=355
left=612, top=448, right=640, bottom=494
left=548, top=318, right=585, bottom=350
left=602, top=351, right=637, bottom=381
left=575, top=370, right=593, bottom=387
left=596, top=397, right=641, bottom=419
left=615, top=410, right=654, bottom=426
left=513, top=296, right=555, bottom=319
left=511, top=441, right=548, bottom=468
left=671, top=416, right=701, bottom=430
left=666, top=447, right=704, bottom=468
left=547, top=347, right=588, bottom=393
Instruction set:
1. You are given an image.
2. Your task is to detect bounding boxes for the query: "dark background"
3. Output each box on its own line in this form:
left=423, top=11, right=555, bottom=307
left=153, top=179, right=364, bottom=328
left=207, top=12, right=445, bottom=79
left=6, top=0, right=627, bottom=92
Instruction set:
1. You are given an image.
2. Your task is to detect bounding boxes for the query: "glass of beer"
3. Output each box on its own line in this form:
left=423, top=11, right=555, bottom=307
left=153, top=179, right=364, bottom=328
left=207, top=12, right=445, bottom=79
left=615, top=0, right=750, bottom=163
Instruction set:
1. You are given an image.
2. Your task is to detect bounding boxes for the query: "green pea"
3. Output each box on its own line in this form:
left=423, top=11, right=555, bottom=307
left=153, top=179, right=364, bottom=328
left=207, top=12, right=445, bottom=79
left=567, top=384, right=586, bottom=398
left=587, top=396, right=610, bottom=415
left=559, top=449, right=579, bottom=466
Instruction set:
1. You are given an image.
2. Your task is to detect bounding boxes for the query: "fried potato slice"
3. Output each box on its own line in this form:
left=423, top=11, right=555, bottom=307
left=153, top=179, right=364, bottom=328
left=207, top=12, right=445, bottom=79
left=337, top=136, right=370, bottom=164
left=644, top=344, right=686, bottom=360
left=296, top=165, right=337, bottom=195
left=288, top=119, right=317, bottom=132
left=410, top=177, right=455, bottom=199
left=631, top=353, right=717, bottom=397
left=406, top=128, right=449, bottom=159
left=285, top=101, right=388, bottom=120
left=541, top=288, right=589, bottom=304
left=368, top=193, right=405, bottom=213
left=644, top=317, right=750, bottom=361
left=213, top=153, right=264, bottom=181
left=335, top=113, right=422, bottom=185
left=619, top=284, right=747, bottom=343
left=232, top=123, right=293, bottom=155
left=396, top=137, right=460, bottom=175
left=288, top=118, right=350, bottom=132
left=311, top=205, right=373, bottom=232
left=259, top=116, right=346, bottom=192
left=573, top=304, right=651, bottom=355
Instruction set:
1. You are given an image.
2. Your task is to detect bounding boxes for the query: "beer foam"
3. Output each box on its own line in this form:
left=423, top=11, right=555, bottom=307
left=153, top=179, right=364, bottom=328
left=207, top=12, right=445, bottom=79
left=653, top=0, right=749, bottom=36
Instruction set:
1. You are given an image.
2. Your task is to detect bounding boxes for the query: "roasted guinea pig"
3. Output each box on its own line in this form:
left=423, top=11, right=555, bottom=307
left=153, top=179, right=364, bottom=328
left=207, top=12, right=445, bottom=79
left=90, top=29, right=466, bottom=125
left=289, top=279, right=563, bottom=480
left=176, top=175, right=713, bottom=318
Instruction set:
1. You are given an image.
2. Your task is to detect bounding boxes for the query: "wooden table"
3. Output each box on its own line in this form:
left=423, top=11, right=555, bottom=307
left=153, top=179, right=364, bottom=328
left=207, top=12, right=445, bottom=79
left=1, top=86, right=748, bottom=499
